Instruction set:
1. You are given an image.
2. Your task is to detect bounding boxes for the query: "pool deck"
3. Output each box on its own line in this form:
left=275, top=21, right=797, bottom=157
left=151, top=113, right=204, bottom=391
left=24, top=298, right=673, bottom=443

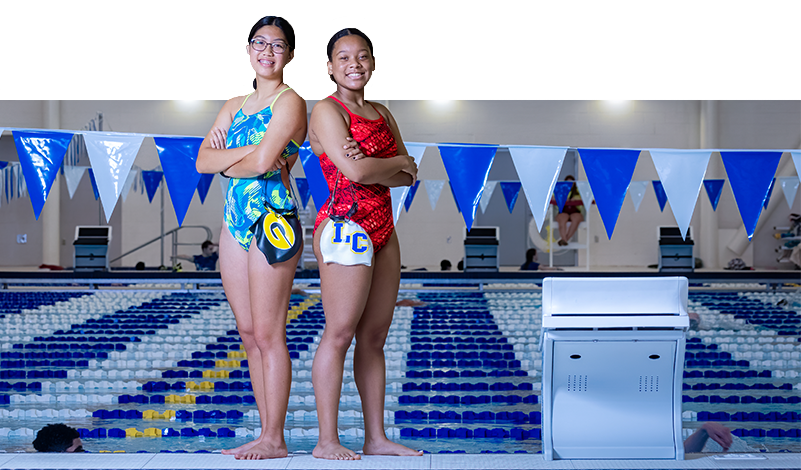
left=0, top=453, right=799, bottom=470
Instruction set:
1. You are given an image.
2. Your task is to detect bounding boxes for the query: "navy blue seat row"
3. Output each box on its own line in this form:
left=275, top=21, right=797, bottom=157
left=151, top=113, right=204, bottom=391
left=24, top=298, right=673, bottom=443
left=0, top=381, right=43, bottom=392
left=402, top=381, right=534, bottom=392
left=407, top=360, right=522, bottom=369
left=683, top=382, right=793, bottom=390
left=410, top=337, right=507, bottom=344
left=683, top=395, right=800, bottom=404
left=1, top=359, right=89, bottom=369
left=684, top=370, right=771, bottom=378
left=396, top=410, right=541, bottom=423
left=13, top=343, right=126, bottom=351
left=118, top=394, right=256, bottom=405
left=141, top=381, right=254, bottom=392
left=0, top=370, right=68, bottom=379
left=406, top=369, right=528, bottom=378
left=399, top=394, right=538, bottom=405
left=732, top=428, right=801, bottom=437
left=698, top=411, right=799, bottom=422
left=77, top=427, right=238, bottom=438
left=400, top=427, right=542, bottom=440
left=407, top=352, right=517, bottom=360
left=411, top=344, right=514, bottom=351
left=685, top=360, right=749, bottom=367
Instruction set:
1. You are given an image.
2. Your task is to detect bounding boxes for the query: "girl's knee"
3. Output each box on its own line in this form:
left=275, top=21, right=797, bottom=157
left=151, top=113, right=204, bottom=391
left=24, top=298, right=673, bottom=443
left=321, top=328, right=356, bottom=351
left=355, top=330, right=388, bottom=350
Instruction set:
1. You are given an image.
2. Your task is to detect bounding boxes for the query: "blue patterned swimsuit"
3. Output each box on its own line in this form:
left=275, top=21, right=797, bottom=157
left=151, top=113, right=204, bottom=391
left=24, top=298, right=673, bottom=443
left=223, top=88, right=300, bottom=250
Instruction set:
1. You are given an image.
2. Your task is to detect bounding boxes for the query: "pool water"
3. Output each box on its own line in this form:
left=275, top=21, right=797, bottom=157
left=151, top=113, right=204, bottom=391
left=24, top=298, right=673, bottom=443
left=1, top=285, right=799, bottom=454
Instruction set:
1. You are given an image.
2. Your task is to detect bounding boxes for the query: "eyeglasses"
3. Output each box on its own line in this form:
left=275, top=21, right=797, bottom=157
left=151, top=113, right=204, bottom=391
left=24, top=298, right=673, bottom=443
left=250, top=39, right=287, bottom=54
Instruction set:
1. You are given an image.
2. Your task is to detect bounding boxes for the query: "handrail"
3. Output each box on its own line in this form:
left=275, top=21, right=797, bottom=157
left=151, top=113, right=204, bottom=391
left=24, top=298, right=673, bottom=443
left=110, top=225, right=213, bottom=265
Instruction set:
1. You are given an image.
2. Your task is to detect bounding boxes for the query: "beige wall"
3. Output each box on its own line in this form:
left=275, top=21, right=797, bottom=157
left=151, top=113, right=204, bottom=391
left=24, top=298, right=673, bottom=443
left=0, top=16, right=801, bottom=266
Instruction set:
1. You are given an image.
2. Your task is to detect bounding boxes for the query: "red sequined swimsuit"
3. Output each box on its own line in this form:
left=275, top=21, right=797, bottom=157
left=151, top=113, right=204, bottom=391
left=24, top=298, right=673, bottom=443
left=314, top=96, right=397, bottom=252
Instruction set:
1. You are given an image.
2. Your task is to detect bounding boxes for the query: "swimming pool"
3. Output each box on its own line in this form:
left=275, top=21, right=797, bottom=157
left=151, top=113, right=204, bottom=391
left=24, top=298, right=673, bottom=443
left=1, top=279, right=799, bottom=454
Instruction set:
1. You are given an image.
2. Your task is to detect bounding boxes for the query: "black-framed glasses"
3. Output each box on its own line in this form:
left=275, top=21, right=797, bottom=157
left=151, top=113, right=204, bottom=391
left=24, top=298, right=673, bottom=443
left=250, top=39, right=287, bottom=54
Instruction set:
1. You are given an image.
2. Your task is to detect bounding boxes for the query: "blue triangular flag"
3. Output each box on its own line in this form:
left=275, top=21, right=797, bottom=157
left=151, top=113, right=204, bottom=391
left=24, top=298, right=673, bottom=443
left=12, top=130, right=74, bottom=219
left=720, top=151, right=783, bottom=240
left=552, top=181, right=573, bottom=213
left=298, top=142, right=330, bottom=212
left=578, top=148, right=640, bottom=239
left=763, top=178, right=775, bottom=210
left=499, top=181, right=522, bottom=214
left=295, top=177, right=312, bottom=210
left=449, top=181, right=461, bottom=214
left=438, top=144, right=498, bottom=229
left=87, top=168, right=100, bottom=200
left=404, top=180, right=421, bottom=212
left=0, top=161, right=8, bottom=170
left=703, top=179, right=725, bottom=211
left=153, top=136, right=204, bottom=226
left=196, top=173, right=215, bottom=204
left=652, top=181, right=668, bottom=212
left=141, top=170, right=163, bottom=203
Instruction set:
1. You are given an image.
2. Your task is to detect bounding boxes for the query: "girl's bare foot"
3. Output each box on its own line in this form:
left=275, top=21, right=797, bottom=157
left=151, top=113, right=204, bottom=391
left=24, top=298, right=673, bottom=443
left=235, top=439, right=288, bottom=460
left=363, top=438, right=423, bottom=456
left=313, top=441, right=361, bottom=460
left=221, top=438, right=259, bottom=456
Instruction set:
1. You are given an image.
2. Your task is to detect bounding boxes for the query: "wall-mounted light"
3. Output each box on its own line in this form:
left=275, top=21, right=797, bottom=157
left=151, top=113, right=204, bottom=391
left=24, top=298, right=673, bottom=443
left=431, top=83, right=451, bottom=95
left=601, top=100, right=633, bottom=113
left=178, top=85, right=198, bottom=96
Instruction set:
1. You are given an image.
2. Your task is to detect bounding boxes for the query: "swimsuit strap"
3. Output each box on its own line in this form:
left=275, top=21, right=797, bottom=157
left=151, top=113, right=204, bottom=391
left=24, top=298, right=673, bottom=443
left=239, top=93, right=254, bottom=111
left=327, top=95, right=381, bottom=120
left=270, top=86, right=293, bottom=108
left=239, top=86, right=291, bottom=112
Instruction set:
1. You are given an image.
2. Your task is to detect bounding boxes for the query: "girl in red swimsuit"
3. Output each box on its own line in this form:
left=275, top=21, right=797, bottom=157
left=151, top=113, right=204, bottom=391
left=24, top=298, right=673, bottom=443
left=308, top=28, right=420, bottom=461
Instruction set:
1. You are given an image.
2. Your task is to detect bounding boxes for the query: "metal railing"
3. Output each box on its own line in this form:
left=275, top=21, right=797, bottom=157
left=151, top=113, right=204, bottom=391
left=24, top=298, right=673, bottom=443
left=110, top=225, right=214, bottom=269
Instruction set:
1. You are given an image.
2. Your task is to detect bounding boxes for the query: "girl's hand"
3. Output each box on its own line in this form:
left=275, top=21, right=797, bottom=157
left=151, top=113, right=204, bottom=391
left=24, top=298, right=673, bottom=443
left=344, top=137, right=365, bottom=161
left=267, top=155, right=288, bottom=173
left=402, top=156, right=418, bottom=185
left=209, top=127, right=228, bottom=149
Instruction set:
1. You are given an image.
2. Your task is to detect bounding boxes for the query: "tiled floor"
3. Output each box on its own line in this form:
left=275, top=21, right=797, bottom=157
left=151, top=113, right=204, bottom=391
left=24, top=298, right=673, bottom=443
left=0, top=453, right=798, bottom=470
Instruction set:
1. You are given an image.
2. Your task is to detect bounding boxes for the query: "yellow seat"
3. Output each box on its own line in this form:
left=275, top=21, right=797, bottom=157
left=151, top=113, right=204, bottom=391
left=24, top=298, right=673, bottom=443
left=125, top=427, right=144, bottom=438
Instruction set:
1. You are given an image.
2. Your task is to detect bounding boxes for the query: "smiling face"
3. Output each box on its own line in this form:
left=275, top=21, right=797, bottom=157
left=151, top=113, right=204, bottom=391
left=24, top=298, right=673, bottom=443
left=327, top=35, right=374, bottom=90
left=248, top=25, right=293, bottom=79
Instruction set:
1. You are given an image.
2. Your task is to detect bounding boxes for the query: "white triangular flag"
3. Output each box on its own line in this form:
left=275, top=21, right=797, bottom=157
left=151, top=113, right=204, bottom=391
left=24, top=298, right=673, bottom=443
left=479, top=181, right=498, bottom=214
left=777, top=176, right=799, bottom=210
left=390, top=186, right=407, bottom=224
left=792, top=152, right=801, bottom=183
left=121, top=169, right=139, bottom=203
left=83, top=132, right=144, bottom=222
left=575, top=180, right=594, bottom=205
left=0, top=128, right=5, bottom=141
left=62, top=165, right=87, bottom=199
left=650, top=149, right=711, bottom=239
left=508, top=146, right=568, bottom=231
left=425, top=180, right=445, bottom=211
left=628, top=181, right=648, bottom=212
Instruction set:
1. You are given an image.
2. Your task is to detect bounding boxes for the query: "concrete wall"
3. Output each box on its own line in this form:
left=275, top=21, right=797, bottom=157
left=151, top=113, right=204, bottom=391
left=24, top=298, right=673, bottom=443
left=0, top=16, right=801, bottom=268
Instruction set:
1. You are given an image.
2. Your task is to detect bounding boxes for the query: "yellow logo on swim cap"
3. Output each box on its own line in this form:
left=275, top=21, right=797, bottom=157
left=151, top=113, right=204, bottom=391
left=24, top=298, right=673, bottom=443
left=263, top=212, right=294, bottom=250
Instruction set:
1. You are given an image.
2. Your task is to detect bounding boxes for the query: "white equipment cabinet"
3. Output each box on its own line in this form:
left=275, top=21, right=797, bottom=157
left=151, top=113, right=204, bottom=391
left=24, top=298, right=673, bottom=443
left=541, top=277, right=689, bottom=460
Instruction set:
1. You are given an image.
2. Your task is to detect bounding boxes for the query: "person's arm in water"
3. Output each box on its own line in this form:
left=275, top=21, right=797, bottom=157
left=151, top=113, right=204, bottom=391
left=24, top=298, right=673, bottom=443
left=684, top=422, right=733, bottom=453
